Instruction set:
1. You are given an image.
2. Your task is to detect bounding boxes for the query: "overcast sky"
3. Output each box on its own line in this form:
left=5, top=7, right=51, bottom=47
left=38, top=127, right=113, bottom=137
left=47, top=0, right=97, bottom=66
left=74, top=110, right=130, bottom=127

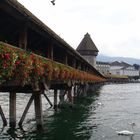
left=18, top=0, right=140, bottom=59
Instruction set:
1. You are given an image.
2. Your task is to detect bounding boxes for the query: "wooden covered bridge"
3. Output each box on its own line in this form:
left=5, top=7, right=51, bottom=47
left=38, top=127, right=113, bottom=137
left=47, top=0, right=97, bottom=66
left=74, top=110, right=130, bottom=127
left=0, top=0, right=105, bottom=129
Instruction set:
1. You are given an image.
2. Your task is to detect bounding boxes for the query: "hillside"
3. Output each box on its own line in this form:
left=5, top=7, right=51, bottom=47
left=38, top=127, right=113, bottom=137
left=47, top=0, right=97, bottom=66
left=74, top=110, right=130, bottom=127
left=97, top=54, right=140, bottom=65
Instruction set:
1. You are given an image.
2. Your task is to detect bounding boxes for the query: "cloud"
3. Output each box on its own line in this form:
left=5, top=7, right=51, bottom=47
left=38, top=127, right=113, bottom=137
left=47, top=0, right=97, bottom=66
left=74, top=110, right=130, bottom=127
left=18, top=0, right=140, bottom=59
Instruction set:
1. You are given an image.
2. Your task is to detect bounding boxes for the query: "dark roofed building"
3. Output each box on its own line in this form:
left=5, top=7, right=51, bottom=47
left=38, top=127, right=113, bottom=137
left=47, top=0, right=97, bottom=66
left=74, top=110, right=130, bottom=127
left=110, top=61, right=131, bottom=67
left=110, top=61, right=122, bottom=66
left=76, top=33, right=99, bottom=67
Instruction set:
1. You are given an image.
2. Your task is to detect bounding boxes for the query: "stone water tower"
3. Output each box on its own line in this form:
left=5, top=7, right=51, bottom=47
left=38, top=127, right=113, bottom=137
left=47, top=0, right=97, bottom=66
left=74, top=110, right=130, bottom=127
left=76, top=33, right=99, bottom=67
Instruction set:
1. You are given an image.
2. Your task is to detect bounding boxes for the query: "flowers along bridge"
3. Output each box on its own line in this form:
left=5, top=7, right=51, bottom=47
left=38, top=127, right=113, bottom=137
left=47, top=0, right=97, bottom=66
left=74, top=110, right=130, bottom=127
left=0, top=0, right=106, bottom=129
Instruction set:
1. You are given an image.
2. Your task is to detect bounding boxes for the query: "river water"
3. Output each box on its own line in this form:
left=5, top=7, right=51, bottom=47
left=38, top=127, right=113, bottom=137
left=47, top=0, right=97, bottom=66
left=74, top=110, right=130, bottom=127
left=0, top=83, right=140, bottom=140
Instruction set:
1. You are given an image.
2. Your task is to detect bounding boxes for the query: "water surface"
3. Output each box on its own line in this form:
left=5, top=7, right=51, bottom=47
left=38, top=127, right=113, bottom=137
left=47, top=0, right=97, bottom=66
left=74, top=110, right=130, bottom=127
left=0, top=83, right=140, bottom=140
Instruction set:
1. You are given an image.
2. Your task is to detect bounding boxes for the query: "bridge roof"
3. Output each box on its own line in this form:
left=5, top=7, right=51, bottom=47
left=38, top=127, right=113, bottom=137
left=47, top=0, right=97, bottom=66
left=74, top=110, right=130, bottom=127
left=0, top=0, right=104, bottom=78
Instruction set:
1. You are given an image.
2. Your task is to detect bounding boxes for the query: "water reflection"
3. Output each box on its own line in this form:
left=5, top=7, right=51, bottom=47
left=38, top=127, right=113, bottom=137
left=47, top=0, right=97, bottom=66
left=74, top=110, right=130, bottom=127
left=0, top=86, right=101, bottom=140
left=7, top=128, right=18, bottom=139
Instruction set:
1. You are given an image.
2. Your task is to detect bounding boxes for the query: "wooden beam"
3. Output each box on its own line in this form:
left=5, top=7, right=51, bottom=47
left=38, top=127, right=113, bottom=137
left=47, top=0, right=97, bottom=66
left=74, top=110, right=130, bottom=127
left=67, top=89, right=73, bottom=103
left=54, top=90, right=57, bottom=108
left=9, top=92, right=16, bottom=127
left=0, top=3, right=26, bottom=21
left=59, top=90, right=66, bottom=104
left=82, top=84, right=87, bottom=97
left=42, top=81, right=53, bottom=107
left=73, top=85, right=77, bottom=97
left=73, top=59, right=76, bottom=68
left=19, top=25, right=27, bottom=50
left=47, top=42, right=53, bottom=60
left=63, top=54, right=68, bottom=65
left=0, top=105, right=7, bottom=126
left=77, top=85, right=82, bottom=97
left=43, top=91, right=53, bottom=107
left=18, top=94, right=34, bottom=126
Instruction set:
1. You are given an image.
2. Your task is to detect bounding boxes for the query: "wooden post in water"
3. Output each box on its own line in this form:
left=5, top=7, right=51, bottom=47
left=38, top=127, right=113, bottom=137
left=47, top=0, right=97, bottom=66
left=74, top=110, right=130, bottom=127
left=0, top=105, right=7, bottom=126
left=9, top=92, right=16, bottom=127
left=73, top=84, right=77, bottom=97
left=67, top=89, right=73, bottom=103
left=77, top=84, right=82, bottom=97
left=59, top=90, right=65, bottom=105
left=71, top=86, right=75, bottom=100
left=34, top=91, right=43, bottom=129
left=54, top=90, right=58, bottom=108
left=82, top=83, right=87, bottom=97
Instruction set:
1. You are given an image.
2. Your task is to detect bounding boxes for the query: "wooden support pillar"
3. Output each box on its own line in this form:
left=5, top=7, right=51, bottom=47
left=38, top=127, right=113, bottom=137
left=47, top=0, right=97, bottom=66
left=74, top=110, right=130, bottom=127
left=19, top=25, right=27, bottom=50
left=81, top=63, right=84, bottom=71
left=73, top=59, right=76, bottom=68
left=43, top=81, right=53, bottom=107
left=43, top=90, right=53, bottom=107
left=75, top=60, right=78, bottom=69
left=47, top=42, right=53, bottom=60
left=9, top=92, right=16, bottom=128
left=71, top=86, right=74, bottom=98
left=77, top=85, right=81, bottom=97
left=18, top=95, right=34, bottom=126
left=73, top=85, right=78, bottom=97
left=61, top=52, right=68, bottom=65
left=59, top=90, right=65, bottom=104
left=34, top=91, right=43, bottom=129
left=54, top=90, right=58, bottom=108
left=63, top=54, right=68, bottom=65
left=82, top=84, right=87, bottom=97
left=73, top=85, right=76, bottom=97
left=0, top=105, right=7, bottom=126
left=67, top=89, right=73, bottom=103
left=83, top=65, right=86, bottom=71
left=77, top=63, right=81, bottom=70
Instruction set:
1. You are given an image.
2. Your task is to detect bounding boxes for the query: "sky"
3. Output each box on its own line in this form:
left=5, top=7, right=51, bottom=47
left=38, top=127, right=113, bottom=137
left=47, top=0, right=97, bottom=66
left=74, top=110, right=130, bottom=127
left=18, top=0, right=140, bottom=59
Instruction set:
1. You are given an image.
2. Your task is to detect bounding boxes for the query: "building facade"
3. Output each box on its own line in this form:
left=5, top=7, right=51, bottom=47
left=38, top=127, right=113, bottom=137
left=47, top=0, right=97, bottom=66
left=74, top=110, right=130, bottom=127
left=96, top=61, right=110, bottom=75
left=110, top=61, right=139, bottom=77
left=96, top=61, right=139, bottom=78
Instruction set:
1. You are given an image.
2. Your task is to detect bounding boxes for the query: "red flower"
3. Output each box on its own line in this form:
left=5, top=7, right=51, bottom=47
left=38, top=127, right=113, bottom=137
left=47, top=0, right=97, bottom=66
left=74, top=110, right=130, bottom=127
left=3, top=63, right=8, bottom=68
left=4, top=53, right=10, bottom=60
left=15, top=60, right=21, bottom=65
left=0, top=54, right=4, bottom=58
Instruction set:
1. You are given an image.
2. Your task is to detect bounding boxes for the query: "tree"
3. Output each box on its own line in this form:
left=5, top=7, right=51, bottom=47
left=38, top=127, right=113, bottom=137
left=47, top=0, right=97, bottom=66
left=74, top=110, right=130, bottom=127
left=133, top=64, right=140, bottom=70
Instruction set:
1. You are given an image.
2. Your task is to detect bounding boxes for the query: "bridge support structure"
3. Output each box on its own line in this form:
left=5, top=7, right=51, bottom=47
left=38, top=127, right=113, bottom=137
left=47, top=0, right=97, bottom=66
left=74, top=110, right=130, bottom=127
left=9, top=92, right=16, bottom=128
left=0, top=105, right=7, bottom=126
left=34, top=91, right=43, bottom=129
left=54, top=90, right=58, bottom=109
left=0, top=81, right=102, bottom=129
left=74, top=83, right=88, bottom=98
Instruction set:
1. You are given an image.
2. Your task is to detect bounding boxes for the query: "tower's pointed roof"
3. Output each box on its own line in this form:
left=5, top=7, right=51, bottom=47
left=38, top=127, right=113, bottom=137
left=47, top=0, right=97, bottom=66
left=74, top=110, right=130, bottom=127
left=76, top=33, right=99, bottom=52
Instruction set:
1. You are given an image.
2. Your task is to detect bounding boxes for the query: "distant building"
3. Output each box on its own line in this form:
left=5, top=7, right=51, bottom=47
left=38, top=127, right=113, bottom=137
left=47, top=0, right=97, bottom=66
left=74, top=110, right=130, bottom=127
left=110, top=61, right=139, bottom=77
left=96, top=61, right=110, bottom=75
left=96, top=61, right=139, bottom=78
left=76, top=33, right=99, bottom=67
